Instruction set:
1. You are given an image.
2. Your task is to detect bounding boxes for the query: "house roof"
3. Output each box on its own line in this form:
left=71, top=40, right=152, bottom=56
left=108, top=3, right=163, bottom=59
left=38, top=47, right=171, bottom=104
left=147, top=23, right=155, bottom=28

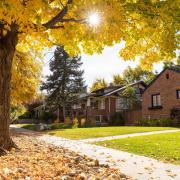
left=90, top=85, right=121, bottom=93
left=90, top=85, right=123, bottom=97
left=143, top=65, right=180, bottom=93
left=73, top=81, right=146, bottom=103
left=104, top=81, right=147, bottom=96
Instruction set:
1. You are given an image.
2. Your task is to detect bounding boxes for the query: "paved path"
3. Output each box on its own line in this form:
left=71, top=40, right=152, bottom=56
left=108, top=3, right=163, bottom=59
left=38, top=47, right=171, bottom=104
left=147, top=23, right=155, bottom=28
left=12, top=126, right=180, bottom=180
left=79, top=129, right=180, bottom=143
left=39, top=134, right=180, bottom=180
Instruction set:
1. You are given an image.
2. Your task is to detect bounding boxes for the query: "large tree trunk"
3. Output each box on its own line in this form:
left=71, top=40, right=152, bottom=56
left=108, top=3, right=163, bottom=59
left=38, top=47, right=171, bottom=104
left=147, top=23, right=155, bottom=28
left=0, top=26, right=18, bottom=152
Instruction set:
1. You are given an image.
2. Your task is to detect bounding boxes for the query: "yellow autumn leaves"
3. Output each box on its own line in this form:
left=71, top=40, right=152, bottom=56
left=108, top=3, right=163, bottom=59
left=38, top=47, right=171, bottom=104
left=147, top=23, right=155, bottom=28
left=0, top=0, right=179, bottom=71
left=11, top=51, right=42, bottom=106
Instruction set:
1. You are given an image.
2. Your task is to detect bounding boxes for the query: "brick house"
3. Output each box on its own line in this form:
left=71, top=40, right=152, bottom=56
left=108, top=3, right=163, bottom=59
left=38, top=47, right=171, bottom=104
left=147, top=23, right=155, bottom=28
left=73, top=81, right=146, bottom=125
left=142, top=66, right=180, bottom=119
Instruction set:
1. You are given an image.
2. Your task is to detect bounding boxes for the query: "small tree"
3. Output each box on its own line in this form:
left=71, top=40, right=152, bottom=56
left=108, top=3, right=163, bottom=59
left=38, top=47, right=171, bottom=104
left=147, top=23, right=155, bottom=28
left=121, top=86, right=138, bottom=109
left=41, top=46, right=85, bottom=122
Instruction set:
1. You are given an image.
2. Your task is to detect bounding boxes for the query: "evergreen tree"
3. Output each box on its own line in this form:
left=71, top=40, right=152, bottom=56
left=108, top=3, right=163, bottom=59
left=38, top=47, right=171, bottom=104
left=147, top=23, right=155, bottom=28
left=41, top=46, right=85, bottom=122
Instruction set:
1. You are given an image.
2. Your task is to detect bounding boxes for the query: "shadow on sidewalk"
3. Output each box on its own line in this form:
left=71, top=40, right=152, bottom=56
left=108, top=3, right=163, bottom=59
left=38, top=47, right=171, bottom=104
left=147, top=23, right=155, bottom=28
left=10, top=127, right=43, bottom=138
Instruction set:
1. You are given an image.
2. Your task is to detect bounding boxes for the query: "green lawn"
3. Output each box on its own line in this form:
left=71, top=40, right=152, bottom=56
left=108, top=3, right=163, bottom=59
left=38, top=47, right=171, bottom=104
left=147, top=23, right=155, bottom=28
left=17, top=124, right=178, bottom=139
left=95, top=132, right=180, bottom=165
left=17, top=124, right=178, bottom=140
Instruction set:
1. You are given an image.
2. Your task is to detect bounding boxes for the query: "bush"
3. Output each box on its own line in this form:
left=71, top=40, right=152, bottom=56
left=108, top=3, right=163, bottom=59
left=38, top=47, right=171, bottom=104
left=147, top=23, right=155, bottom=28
left=137, top=118, right=173, bottom=127
left=171, top=108, right=180, bottom=118
left=72, top=118, right=79, bottom=128
left=109, top=112, right=125, bottom=126
left=49, top=123, right=73, bottom=130
left=170, top=108, right=180, bottom=126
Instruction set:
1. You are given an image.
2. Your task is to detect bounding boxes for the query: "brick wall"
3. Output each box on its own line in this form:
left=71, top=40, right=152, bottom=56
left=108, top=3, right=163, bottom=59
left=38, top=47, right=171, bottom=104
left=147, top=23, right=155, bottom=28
left=142, top=69, right=180, bottom=119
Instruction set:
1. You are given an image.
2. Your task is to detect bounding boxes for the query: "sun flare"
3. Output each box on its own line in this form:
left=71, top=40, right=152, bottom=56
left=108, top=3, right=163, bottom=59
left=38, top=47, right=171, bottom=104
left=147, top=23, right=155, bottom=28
left=88, top=12, right=101, bottom=26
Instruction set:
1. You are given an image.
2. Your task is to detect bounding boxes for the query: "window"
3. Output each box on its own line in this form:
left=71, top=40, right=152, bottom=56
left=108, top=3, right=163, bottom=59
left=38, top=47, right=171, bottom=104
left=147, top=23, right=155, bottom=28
left=91, top=101, right=98, bottom=109
left=166, top=73, right=169, bottom=79
left=95, top=115, right=102, bottom=124
left=152, top=94, right=161, bottom=107
left=100, top=99, right=105, bottom=109
left=116, top=97, right=128, bottom=111
left=177, top=90, right=180, bottom=99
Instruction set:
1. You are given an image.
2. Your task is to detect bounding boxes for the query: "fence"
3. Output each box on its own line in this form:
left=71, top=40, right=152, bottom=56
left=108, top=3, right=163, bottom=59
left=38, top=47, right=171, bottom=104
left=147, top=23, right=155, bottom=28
left=122, top=109, right=142, bottom=125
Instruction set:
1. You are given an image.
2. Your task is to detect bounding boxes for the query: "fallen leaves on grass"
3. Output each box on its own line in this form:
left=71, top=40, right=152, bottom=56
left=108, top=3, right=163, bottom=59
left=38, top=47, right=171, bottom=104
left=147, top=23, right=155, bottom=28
left=0, top=134, right=131, bottom=179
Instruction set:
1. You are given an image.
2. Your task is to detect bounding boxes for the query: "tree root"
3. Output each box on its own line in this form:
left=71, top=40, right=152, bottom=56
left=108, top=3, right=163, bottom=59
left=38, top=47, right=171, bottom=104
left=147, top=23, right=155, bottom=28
left=0, top=137, right=19, bottom=156
left=0, top=147, right=7, bottom=156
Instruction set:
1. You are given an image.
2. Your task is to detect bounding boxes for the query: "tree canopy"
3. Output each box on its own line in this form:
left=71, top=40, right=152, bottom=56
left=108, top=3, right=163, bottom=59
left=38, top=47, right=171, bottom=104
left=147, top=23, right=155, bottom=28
left=90, top=78, right=107, bottom=92
left=113, top=66, right=156, bottom=85
left=0, top=0, right=179, bottom=67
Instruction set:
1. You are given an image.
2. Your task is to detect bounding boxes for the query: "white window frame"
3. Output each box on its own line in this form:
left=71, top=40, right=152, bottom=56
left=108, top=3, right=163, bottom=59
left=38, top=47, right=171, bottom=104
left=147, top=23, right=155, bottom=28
left=177, top=90, right=180, bottom=99
left=152, top=94, right=161, bottom=107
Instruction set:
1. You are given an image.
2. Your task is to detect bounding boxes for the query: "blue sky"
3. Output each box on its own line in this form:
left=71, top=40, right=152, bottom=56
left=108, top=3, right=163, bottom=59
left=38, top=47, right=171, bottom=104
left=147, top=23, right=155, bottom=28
left=43, top=44, right=163, bottom=88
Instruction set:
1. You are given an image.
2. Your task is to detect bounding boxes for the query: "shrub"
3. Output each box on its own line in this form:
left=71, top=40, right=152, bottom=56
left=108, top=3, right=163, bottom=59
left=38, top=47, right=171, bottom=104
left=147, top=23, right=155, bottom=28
left=170, top=108, right=180, bottom=126
left=72, top=118, right=79, bottom=128
left=49, top=123, right=73, bottom=130
left=137, top=118, right=173, bottom=127
left=171, top=108, right=180, bottom=118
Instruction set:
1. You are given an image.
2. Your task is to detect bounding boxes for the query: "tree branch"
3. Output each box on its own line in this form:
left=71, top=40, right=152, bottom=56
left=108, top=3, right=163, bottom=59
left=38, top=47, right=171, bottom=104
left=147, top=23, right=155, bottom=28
left=60, top=18, right=86, bottom=23
left=43, top=0, right=73, bottom=29
left=50, top=25, right=65, bottom=29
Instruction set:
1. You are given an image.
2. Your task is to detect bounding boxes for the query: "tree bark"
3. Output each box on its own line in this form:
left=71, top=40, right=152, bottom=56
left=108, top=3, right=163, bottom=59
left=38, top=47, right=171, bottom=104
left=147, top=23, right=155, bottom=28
left=0, top=26, right=18, bottom=151
left=62, top=105, right=66, bottom=123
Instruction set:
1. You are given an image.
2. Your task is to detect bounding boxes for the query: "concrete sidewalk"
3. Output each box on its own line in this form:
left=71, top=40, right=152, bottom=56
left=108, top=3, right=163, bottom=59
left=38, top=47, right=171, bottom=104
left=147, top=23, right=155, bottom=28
left=39, top=134, right=180, bottom=180
left=79, top=129, right=180, bottom=143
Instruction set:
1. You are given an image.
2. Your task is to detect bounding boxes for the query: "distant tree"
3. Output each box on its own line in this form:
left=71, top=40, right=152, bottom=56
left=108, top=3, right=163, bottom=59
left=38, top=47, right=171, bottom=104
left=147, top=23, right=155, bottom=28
left=163, top=59, right=180, bottom=69
left=113, top=66, right=156, bottom=86
left=41, top=46, right=85, bottom=122
left=123, top=66, right=156, bottom=84
left=90, top=78, right=107, bottom=92
left=113, top=74, right=126, bottom=86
